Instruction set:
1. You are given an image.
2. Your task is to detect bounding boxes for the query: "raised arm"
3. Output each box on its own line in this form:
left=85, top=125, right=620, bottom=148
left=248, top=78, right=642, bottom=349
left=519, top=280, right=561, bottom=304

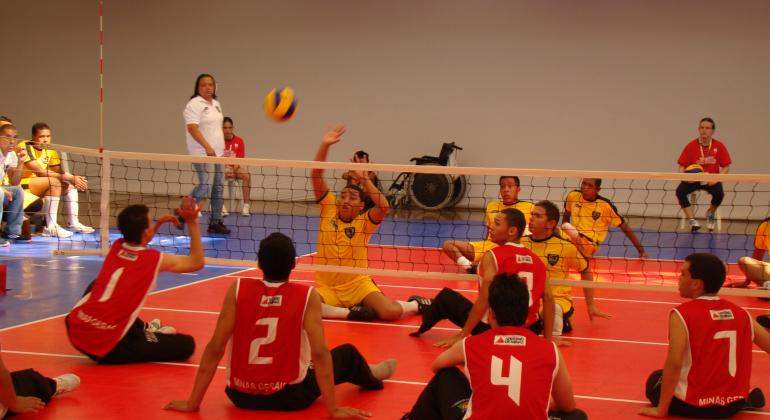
left=159, top=197, right=205, bottom=273
left=165, top=282, right=237, bottom=411
left=312, top=125, right=346, bottom=202
left=350, top=169, right=389, bottom=223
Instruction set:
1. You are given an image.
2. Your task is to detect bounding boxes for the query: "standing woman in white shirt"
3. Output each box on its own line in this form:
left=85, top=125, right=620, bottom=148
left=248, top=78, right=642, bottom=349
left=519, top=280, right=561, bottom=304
left=183, top=73, right=230, bottom=234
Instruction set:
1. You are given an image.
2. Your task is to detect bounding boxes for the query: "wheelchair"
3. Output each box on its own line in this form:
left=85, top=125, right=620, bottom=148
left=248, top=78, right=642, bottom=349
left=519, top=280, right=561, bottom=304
left=386, top=142, right=468, bottom=211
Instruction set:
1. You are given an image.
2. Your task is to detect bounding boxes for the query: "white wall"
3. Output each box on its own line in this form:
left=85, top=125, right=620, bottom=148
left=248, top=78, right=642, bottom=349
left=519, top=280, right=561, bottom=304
left=3, top=0, right=769, bottom=175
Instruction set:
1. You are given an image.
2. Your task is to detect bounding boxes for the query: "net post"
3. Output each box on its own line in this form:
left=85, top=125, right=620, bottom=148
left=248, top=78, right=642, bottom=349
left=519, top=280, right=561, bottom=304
left=99, top=151, right=111, bottom=256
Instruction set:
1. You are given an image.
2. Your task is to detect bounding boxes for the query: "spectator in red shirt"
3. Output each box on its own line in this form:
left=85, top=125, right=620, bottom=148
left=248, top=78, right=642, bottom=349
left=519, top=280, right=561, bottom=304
left=675, top=117, right=732, bottom=232
left=222, top=117, right=251, bottom=216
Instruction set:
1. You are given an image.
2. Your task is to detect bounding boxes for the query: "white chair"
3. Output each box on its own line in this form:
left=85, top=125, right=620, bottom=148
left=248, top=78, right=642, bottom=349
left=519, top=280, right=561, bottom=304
left=679, top=190, right=721, bottom=232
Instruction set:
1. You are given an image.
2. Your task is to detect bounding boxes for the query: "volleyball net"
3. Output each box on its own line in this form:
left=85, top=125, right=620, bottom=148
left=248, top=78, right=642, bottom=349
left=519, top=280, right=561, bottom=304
left=41, top=143, right=770, bottom=296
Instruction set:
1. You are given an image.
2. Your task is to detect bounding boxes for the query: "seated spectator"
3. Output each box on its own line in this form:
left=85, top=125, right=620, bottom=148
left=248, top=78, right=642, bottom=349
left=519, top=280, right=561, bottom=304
left=222, top=116, right=251, bottom=216
left=0, top=124, right=28, bottom=245
left=16, top=122, right=93, bottom=238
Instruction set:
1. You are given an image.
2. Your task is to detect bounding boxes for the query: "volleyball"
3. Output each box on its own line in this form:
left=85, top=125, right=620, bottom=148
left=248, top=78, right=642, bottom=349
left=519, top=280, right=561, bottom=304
left=264, top=87, right=297, bottom=122
left=684, top=163, right=704, bottom=173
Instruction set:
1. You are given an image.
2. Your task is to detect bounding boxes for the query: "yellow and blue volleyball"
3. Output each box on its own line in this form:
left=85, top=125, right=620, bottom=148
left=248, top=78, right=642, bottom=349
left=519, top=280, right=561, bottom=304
left=685, top=164, right=704, bottom=173
left=264, top=87, right=297, bottom=122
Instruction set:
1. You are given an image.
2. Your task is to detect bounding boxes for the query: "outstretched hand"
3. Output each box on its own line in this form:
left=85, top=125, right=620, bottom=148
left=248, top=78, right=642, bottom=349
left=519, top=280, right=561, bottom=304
left=164, top=400, right=199, bottom=412
left=331, top=406, right=372, bottom=419
left=435, top=333, right=463, bottom=349
left=587, top=304, right=611, bottom=321
left=175, top=197, right=204, bottom=223
left=10, top=396, right=45, bottom=413
left=322, top=125, right=346, bottom=146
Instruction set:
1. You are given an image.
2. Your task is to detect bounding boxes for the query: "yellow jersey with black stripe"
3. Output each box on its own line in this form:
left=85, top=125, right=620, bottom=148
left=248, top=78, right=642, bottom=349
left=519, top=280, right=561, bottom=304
left=755, top=218, right=770, bottom=258
left=16, top=140, right=61, bottom=184
left=484, top=200, right=534, bottom=239
left=520, top=233, right=588, bottom=309
left=564, top=190, right=624, bottom=244
left=315, top=191, right=381, bottom=287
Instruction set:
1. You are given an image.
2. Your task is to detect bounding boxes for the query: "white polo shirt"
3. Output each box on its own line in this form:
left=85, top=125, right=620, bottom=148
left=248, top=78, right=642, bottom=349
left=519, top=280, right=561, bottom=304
left=183, top=96, right=225, bottom=157
left=1, top=150, right=18, bottom=184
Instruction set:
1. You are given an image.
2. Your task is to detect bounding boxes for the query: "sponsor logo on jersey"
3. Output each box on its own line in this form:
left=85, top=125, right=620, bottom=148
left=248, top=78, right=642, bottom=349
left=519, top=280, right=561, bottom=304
left=709, top=309, right=734, bottom=320
left=344, top=227, right=356, bottom=239
left=494, top=335, right=526, bottom=346
left=516, top=254, right=533, bottom=264
left=260, top=295, right=283, bottom=307
left=118, top=249, right=139, bottom=261
left=547, top=254, right=560, bottom=266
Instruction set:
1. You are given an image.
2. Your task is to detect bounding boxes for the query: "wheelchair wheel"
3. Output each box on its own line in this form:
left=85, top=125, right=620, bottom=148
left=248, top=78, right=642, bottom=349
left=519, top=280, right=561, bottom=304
left=447, top=175, right=468, bottom=207
left=407, top=172, right=454, bottom=210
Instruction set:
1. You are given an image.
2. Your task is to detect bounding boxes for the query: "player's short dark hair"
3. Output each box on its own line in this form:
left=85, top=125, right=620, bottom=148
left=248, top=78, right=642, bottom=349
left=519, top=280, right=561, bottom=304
left=0, top=124, right=17, bottom=135
left=258, top=232, right=297, bottom=281
left=488, top=273, right=529, bottom=327
left=0, top=116, right=13, bottom=123
left=584, top=178, right=602, bottom=188
left=535, top=200, right=560, bottom=224
left=500, top=208, right=526, bottom=240
left=700, top=117, right=716, bottom=130
left=343, top=183, right=367, bottom=204
left=354, top=150, right=369, bottom=160
left=223, top=116, right=233, bottom=126
left=685, top=253, right=726, bottom=293
left=31, top=122, right=50, bottom=137
left=499, top=176, right=520, bottom=186
left=118, top=204, right=150, bottom=244
left=191, top=73, right=217, bottom=100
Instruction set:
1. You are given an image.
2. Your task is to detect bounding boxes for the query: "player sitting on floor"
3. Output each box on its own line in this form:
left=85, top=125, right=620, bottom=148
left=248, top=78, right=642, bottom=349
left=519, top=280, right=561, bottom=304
left=639, top=252, right=770, bottom=418
left=443, top=176, right=534, bottom=273
left=0, top=349, right=80, bottom=418
left=165, top=232, right=396, bottom=417
left=65, top=198, right=204, bottom=364
left=521, top=200, right=611, bottom=336
left=401, top=274, right=587, bottom=420
left=560, top=178, right=647, bottom=259
left=409, top=208, right=556, bottom=348
left=16, top=122, right=94, bottom=238
left=311, top=124, right=419, bottom=322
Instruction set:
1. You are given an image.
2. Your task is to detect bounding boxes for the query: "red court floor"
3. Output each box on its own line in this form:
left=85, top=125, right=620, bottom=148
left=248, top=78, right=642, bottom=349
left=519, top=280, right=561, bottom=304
left=1, top=255, right=770, bottom=419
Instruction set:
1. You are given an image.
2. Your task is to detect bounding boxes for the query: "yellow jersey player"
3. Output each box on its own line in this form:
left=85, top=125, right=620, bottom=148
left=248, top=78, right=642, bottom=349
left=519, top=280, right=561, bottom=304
left=311, top=125, right=419, bottom=322
left=16, top=122, right=93, bottom=238
left=443, top=176, right=534, bottom=273
left=521, top=200, right=611, bottom=336
left=561, top=178, right=647, bottom=259
left=733, top=214, right=770, bottom=296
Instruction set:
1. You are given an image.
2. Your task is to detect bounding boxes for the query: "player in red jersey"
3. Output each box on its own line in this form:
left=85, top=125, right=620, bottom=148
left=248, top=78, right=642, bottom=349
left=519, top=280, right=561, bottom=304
left=165, top=232, right=396, bottom=417
left=409, top=208, right=555, bottom=348
left=640, top=253, right=770, bottom=418
left=65, top=198, right=204, bottom=364
left=402, top=274, right=586, bottom=420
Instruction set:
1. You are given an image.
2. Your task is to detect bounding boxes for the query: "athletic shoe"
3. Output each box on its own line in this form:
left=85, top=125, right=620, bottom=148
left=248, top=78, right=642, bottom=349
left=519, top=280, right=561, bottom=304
left=207, top=221, right=231, bottom=235
left=0, top=238, right=9, bottom=248
left=53, top=373, right=81, bottom=396
left=347, top=305, right=377, bottom=321
left=706, top=212, right=717, bottom=231
left=241, top=203, right=251, bottom=217
left=68, top=222, right=95, bottom=234
left=146, top=318, right=162, bottom=332
left=562, top=317, right=573, bottom=334
left=758, top=315, right=770, bottom=329
left=743, top=388, right=766, bottom=409
left=407, top=295, right=432, bottom=315
left=687, top=218, right=701, bottom=232
left=466, top=263, right=478, bottom=275
left=561, top=222, right=580, bottom=242
left=3, top=232, right=32, bottom=242
left=221, top=205, right=229, bottom=217
left=42, top=224, right=74, bottom=238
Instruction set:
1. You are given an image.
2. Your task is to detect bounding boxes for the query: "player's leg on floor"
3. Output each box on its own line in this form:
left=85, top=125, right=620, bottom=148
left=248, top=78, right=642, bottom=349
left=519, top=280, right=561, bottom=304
left=442, top=240, right=476, bottom=269
left=402, top=367, right=470, bottom=420
left=97, top=319, right=195, bottom=364
left=329, top=343, right=392, bottom=389
left=737, top=257, right=770, bottom=286
left=8, top=369, right=57, bottom=404
left=361, top=291, right=405, bottom=321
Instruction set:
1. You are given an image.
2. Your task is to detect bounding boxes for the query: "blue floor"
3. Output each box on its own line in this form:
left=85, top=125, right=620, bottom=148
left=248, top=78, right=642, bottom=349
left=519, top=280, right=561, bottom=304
left=0, top=213, right=759, bottom=329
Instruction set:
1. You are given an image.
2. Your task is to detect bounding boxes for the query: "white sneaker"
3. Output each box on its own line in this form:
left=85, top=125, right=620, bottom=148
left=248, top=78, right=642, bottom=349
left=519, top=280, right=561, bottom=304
left=68, top=222, right=95, bottom=234
left=146, top=318, right=176, bottom=334
left=43, top=224, right=74, bottom=238
left=241, top=203, right=251, bottom=217
left=53, top=373, right=80, bottom=396
left=706, top=212, right=717, bottom=231
left=560, top=222, right=579, bottom=242
left=221, top=205, right=229, bottom=217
